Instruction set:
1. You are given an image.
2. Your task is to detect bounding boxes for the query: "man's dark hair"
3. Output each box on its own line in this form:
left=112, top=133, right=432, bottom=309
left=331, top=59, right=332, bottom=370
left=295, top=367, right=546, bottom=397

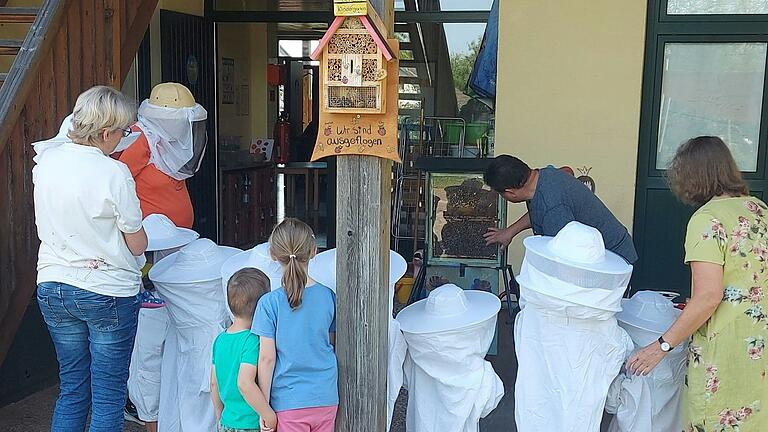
left=484, top=155, right=531, bottom=192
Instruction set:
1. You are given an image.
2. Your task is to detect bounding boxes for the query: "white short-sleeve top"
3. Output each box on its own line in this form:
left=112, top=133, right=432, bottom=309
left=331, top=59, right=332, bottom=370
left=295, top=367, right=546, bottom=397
left=33, top=142, right=144, bottom=297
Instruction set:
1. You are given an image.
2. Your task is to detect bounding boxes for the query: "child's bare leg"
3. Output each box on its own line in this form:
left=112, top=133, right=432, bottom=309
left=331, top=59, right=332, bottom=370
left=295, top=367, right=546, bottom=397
left=145, top=421, right=158, bottom=432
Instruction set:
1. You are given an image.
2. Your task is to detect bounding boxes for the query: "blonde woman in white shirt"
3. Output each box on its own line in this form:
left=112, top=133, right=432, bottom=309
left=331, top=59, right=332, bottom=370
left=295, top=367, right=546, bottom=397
left=32, top=86, right=148, bottom=432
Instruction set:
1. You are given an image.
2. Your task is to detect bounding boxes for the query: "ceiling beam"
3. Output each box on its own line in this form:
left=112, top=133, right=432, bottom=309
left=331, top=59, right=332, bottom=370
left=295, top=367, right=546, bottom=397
left=209, top=10, right=489, bottom=24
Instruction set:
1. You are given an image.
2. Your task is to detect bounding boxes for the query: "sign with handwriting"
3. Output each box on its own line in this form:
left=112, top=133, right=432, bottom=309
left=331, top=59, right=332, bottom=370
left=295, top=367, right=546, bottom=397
left=311, top=38, right=400, bottom=163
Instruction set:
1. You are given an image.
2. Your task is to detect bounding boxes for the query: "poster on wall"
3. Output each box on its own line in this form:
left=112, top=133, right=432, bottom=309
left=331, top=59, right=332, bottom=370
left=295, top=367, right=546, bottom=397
left=221, top=57, right=235, bottom=104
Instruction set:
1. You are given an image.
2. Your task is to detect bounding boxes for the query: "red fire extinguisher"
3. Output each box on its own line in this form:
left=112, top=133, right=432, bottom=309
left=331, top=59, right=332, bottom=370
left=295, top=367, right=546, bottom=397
left=274, top=112, right=291, bottom=163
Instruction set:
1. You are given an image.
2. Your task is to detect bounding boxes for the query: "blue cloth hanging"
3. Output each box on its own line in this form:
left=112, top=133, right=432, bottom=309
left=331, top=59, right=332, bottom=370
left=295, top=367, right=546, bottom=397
left=469, top=0, right=499, bottom=99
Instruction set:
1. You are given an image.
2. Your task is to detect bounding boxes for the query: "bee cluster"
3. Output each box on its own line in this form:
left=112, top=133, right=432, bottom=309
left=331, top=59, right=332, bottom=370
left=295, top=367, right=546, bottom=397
left=432, top=178, right=499, bottom=261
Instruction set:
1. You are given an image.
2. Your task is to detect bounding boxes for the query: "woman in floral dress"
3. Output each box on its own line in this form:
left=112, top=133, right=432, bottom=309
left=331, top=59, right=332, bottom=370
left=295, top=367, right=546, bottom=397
left=627, top=136, right=767, bottom=432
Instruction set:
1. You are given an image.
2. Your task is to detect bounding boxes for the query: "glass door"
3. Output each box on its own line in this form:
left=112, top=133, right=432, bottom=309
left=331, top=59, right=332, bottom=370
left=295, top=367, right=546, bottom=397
left=633, top=0, right=768, bottom=298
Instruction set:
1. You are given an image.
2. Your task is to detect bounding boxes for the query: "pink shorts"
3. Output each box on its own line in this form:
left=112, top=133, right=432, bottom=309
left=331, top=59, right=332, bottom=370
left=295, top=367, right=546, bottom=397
left=276, top=405, right=338, bottom=432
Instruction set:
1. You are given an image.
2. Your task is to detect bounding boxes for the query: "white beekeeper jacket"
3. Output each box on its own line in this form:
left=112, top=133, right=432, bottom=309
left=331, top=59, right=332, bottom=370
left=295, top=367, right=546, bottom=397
left=606, top=291, right=688, bottom=432
left=149, top=239, right=240, bottom=432
left=514, top=222, right=634, bottom=432
left=397, top=284, right=503, bottom=432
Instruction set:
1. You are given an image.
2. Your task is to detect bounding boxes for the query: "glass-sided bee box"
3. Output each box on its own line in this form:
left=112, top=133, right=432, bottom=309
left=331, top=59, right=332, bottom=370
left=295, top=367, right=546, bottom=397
left=416, top=158, right=507, bottom=268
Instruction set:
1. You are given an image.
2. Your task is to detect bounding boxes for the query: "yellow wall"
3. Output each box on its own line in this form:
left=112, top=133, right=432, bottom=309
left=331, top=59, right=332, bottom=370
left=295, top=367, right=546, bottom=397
left=494, top=0, right=648, bottom=267
left=217, top=23, right=270, bottom=146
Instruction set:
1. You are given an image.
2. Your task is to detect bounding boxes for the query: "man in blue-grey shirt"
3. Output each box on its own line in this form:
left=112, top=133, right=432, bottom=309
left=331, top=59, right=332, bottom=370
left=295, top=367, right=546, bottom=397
left=483, top=155, right=638, bottom=264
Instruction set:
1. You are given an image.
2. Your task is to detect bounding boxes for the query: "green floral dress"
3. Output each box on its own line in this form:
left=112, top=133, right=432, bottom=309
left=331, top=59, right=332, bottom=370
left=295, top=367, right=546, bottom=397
left=683, top=197, right=768, bottom=432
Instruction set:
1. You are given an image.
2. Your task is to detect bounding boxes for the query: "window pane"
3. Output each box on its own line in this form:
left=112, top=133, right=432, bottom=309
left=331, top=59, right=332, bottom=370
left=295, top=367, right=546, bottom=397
left=668, top=0, right=768, bottom=15
left=656, top=43, right=767, bottom=171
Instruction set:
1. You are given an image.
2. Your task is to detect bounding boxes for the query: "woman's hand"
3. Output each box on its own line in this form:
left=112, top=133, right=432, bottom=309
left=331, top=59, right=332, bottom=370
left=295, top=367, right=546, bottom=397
left=626, top=342, right=667, bottom=376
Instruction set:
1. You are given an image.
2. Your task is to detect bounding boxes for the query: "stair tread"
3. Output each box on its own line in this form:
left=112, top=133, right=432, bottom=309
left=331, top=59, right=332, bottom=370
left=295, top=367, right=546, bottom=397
left=0, top=7, right=38, bottom=23
left=0, top=7, right=39, bottom=14
left=0, top=39, right=23, bottom=47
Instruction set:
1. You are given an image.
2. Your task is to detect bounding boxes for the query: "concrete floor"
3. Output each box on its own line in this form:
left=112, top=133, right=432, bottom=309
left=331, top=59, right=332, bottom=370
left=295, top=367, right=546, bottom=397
left=0, top=310, right=609, bottom=431
left=0, top=311, right=519, bottom=432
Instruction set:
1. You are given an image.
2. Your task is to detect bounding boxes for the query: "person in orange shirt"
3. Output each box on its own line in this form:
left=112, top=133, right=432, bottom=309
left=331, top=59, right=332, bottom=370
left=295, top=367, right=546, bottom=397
left=117, top=83, right=208, bottom=432
left=117, top=83, right=208, bottom=229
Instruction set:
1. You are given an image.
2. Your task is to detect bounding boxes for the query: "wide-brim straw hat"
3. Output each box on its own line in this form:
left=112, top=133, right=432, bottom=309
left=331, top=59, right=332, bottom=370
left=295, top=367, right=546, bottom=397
left=143, top=213, right=199, bottom=252
left=396, top=283, right=500, bottom=334
left=308, top=248, right=407, bottom=292
left=150, top=238, right=241, bottom=284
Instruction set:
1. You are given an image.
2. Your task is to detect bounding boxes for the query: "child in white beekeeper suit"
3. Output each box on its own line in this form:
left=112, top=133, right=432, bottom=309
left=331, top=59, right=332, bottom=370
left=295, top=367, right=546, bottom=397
left=605, top=291, right=688, bottom=432
left=396, top=283, right=504, bottom=432
left=149, top=239, right=240, bottom=432
left=307, top=248, right=408, bottom=431
left=127, top=214, right=198, bottom=432
left=514, top=221, right=634, bottom=432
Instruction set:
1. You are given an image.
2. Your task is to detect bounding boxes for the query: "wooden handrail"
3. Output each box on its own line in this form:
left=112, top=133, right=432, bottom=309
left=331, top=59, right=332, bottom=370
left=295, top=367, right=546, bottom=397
left=0, top=0, right=68, bottom=157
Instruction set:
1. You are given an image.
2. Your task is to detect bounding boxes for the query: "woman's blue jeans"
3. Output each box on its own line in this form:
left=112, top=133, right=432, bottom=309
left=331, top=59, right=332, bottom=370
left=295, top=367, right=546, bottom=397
left=37, top=282, right=139, bottom=432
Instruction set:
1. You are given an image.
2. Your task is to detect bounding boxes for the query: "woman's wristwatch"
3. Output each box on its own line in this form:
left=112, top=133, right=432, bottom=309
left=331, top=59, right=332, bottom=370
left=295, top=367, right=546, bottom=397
left=658, top=336, right=673, bottom=352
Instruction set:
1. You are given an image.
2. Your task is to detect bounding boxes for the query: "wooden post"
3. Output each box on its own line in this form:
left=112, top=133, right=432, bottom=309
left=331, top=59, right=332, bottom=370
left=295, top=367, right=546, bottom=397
left=336, top=2, right=395, bottom=431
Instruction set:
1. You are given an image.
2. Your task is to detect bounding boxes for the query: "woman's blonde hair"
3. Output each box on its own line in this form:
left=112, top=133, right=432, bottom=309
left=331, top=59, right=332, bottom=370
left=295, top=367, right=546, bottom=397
left=667, top=136, right=748, bottom=206
left=69, top=86, right=136, bottom=146
left=269, top=218, right=315, bottom=309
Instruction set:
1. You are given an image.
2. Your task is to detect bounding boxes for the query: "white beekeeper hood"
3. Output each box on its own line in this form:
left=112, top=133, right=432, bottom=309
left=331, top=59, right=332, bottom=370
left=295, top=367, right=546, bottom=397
left=137, top=98, right=207, bottom=181
left=397, top=284, right=501, bottom=334
left=607, top=291, right=687, bottom=432
left=143, top=213, right=199, bottom=252
left=152, top=238, right=238, bottom=432
left=220, top=242, right=283, bottom=319
left=617, top=290, right=681, bottom=343
left=307, top=247, right=408, bottom=431
left=308, top=248, right=407, bottom=293
left=150, top=238, right=240, bottom=284
left=32, top=113, right=140, bottom=162
left=514, top=222, right=635, bottom=432
left=517, top=222, right=633, bottom=312
left=398, top=284, right=503, bottom=432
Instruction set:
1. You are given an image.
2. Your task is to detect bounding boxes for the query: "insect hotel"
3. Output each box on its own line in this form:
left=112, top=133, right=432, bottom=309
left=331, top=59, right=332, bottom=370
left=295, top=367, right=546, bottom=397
left=311, top=2, right=395, bottom=114
left=309, top=0, right=400, bottom=162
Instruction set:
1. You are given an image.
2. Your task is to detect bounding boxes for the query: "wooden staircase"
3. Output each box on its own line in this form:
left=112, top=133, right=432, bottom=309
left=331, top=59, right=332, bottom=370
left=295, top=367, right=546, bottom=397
left=0, top=0, right=159, bottom=366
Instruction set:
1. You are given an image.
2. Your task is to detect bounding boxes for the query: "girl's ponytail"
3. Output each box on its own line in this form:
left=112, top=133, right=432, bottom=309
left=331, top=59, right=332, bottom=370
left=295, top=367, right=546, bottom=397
left=269, top=218, right=315, bottom=308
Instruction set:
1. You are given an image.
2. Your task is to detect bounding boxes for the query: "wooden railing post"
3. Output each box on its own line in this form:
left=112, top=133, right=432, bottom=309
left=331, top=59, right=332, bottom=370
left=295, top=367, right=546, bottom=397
left=335, top=1, right=395, bottom=431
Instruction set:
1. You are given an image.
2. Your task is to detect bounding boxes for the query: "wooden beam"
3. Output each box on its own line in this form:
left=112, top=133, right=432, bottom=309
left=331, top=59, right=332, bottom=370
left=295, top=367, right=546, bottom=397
left=336, top=156, right=392, bottom=432
left=118, top=0, right=159, bottom=87
left=335, top=1, right=394, bottom=431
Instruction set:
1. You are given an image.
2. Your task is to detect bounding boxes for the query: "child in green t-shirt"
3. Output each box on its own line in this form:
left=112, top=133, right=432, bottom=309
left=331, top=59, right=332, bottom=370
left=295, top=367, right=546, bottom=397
left=211, top=268, right=276, bottom=432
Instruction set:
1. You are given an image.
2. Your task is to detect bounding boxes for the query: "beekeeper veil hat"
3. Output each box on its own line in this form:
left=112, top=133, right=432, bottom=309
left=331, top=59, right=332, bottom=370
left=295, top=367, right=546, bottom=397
left=137, top=82, right=208, bottom=180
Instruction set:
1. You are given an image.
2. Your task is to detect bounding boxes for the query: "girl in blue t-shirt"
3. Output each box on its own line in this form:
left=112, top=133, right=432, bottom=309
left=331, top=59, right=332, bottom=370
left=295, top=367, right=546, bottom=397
left=252, top=218, right=338, bottom=432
